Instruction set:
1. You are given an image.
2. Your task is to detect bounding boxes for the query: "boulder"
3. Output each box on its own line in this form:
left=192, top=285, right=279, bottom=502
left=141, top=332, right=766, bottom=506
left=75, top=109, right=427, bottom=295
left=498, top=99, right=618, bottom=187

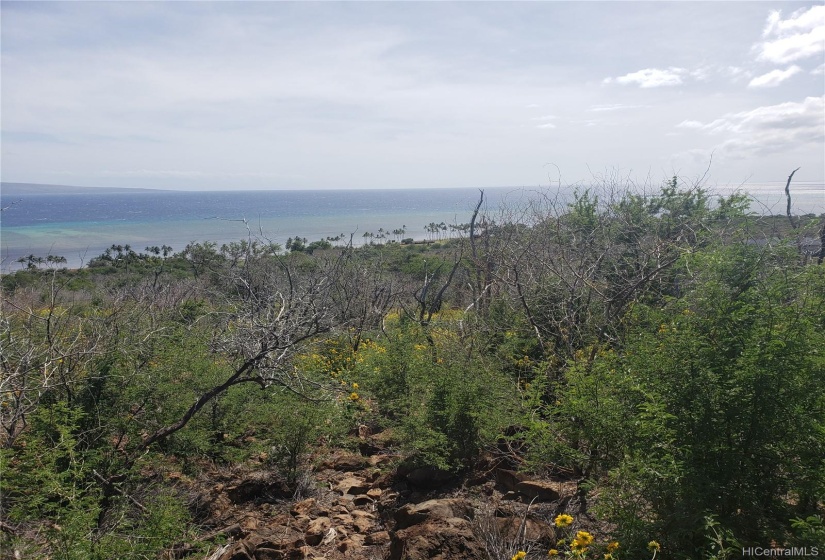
left=218, top=526, right=305, bottom=560
left=334, top=475, right=370, bottom=495
left=332, top=512, right=354, bottom=527
left=244, top=527, right=305, bottom=552
left=290, top=514, right=311, bottom=533
left=515, top=480, right=560, bottom=502
left=290, top=498, right=316, bottom=517
left=337, top=533, right=365, bottom=553
left=495, top=468, right=561, bottom=502
left=365, top=530, right=391, bottom=545
left=389, top=517, right=484, bottom=560
left=394, top=498, right=474, bottom=530
left=350, top=510, right=376, bottom=533
left=320, top=452, right=368, bottom=472
left=304, top=517, right=332, bottom=546
left=494, top=469, right=524, bottom=493
left=352, top=495, right=374, bottom=507
left=494, top=516, right=555, bottom=542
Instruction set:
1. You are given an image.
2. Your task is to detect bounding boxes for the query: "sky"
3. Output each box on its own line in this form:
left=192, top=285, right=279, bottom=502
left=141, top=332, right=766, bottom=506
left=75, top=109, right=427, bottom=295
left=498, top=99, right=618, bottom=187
left=1, top=1, right=824, bottom=191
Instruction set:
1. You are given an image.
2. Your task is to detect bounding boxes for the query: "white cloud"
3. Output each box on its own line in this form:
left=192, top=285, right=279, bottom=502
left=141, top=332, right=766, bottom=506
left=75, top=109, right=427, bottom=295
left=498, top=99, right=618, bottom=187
left=604, top=67, right=686, bottom=88
left=690, top=66, right=713, bottom=81
left=755, top=6, right=825, bottom=64
left=748, top=65, right=803, bottom=88
left=678, top=96, right=825, bottom=159
left=588, top=104, right=644, bottom=112
left=763, top=5, right=825, bottom=37
left=533, top=115, right=558, bottom=129
left=721, top=66, right=755, bottom=84
left=812, top=63, right=825, bottom=75
left=677, top=120, right=705, bottom=130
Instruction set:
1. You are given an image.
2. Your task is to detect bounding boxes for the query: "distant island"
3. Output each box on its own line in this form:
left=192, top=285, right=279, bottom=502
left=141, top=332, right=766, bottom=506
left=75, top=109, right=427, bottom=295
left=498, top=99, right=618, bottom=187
left=1, top=182, right=170, bottom=195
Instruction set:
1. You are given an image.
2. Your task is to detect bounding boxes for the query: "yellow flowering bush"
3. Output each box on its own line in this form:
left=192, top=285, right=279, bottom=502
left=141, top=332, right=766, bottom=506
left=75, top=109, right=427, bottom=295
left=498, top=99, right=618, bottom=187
left=548, top=514, right=654, bottom=560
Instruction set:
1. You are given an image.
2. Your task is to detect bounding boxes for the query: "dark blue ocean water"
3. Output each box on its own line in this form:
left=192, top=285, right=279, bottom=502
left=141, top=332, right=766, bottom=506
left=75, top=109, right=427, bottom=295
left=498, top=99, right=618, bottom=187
left=2, top=183, right=822, bottom=271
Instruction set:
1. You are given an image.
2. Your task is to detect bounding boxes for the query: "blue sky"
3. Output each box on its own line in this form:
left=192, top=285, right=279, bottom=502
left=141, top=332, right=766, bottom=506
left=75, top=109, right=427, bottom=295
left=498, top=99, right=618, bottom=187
left=1, top=1, right=823, bottom=190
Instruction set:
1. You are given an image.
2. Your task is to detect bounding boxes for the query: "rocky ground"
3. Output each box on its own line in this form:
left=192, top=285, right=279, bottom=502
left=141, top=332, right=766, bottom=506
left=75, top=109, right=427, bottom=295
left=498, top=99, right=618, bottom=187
left=168, top=429, right=589, bottom=560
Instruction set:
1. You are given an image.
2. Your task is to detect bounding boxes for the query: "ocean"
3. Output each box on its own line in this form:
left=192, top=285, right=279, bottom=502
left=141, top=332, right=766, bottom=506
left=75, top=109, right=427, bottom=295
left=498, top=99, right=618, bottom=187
left=0, top=186, right=517, bottom=270
left=1, top=183, right=823, bottom=272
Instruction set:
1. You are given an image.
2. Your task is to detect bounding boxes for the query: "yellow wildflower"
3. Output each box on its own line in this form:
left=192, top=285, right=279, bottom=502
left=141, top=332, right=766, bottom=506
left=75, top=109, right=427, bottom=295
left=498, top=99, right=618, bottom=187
left=349, top=392, right=359, bottom=401
left=512, top=552, right=526, bottom=560
left=352, top=382, right=359, bottom=389
left=648, top=541, right=661, bottom=552
left=554, top=514, right=573, bottom=528
left=575, top=531, right=594, bottom=546
left=607, top=542, right=619, bottom=553
left=547, top=550, right=559, bottom=558
left=571, top=539, right=588, bottom=552
left=604, top=555, right=613, bottom=560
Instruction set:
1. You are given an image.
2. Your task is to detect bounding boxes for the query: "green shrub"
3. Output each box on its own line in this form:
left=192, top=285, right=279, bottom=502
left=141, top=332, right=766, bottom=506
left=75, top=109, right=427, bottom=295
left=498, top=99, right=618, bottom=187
left=266, top=392, right=343, bottom=484
left=1, top=403, right=192, bottom=559
left=550, top=246, right=825, bottom=556
left=352, top=319, right=515, bottom=472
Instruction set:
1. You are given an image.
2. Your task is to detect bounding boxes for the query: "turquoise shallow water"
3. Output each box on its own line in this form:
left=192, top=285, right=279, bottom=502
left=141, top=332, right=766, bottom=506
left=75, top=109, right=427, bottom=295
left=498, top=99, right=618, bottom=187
left=1, top=183, right=822, bottom=271
left=0, top=187, right=519, bottom=270
left=1, top=212, right=466, bottom=269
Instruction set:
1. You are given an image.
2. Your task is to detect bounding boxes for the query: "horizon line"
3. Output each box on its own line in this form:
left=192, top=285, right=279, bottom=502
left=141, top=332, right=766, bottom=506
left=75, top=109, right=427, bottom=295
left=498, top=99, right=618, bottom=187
left=3, top=180, right=823, bottom=194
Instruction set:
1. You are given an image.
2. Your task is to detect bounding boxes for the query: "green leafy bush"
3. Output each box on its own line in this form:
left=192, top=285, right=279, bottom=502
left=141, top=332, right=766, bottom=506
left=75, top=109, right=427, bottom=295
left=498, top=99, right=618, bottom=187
left=549, top=245, right=825, bottom=555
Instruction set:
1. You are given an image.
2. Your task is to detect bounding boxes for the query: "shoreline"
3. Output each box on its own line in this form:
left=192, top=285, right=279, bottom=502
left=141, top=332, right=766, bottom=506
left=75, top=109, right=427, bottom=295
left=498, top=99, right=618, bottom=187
left=2, top=185, right=823, bottom=273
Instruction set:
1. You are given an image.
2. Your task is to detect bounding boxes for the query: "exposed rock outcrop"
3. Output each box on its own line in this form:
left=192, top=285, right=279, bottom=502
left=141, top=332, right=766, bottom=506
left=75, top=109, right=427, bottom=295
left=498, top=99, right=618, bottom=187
left=178, top=431, right=578, bottom=560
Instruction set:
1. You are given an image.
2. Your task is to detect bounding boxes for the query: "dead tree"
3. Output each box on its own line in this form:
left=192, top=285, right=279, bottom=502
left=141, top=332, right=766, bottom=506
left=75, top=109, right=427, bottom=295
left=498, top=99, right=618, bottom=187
left=329, top=244, right=400, bottom=351
left=137, top=250, right=346, bottom=451
left=0, top=273, right=108, bottom=448
left=784, top=167, right=801, bottom=231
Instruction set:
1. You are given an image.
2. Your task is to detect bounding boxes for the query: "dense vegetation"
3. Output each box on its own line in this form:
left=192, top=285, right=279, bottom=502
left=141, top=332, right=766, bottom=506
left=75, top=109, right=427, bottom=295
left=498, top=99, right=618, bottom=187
left=2, top=178, right=824, bottom=559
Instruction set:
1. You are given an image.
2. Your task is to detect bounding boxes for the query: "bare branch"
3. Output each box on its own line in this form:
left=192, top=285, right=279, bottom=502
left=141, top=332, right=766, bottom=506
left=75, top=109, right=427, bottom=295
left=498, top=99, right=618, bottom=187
left=785, top=167, right=801, bottom=230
